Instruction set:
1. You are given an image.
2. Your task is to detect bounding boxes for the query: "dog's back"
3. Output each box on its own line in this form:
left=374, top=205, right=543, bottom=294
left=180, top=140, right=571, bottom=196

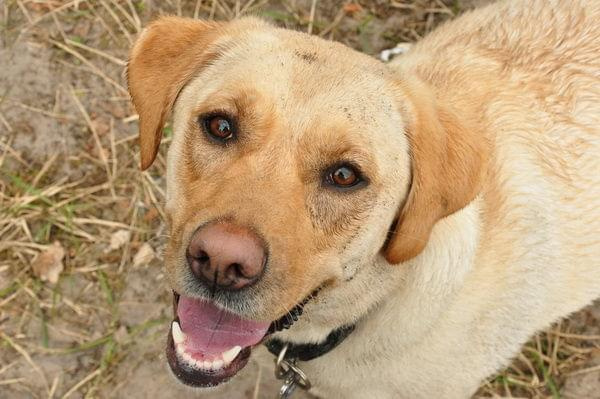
left=383, top=0, right=600, bottom=396
left=392, top=0, right=600, bottom=302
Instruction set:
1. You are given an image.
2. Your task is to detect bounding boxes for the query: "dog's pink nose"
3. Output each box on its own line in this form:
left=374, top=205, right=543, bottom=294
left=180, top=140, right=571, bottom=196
left=186, top=222, right=266, bottom=291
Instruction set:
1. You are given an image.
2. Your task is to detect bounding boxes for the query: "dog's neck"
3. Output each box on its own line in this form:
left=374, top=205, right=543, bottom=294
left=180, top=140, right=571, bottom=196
left=368, top=199, right=482, bottom=348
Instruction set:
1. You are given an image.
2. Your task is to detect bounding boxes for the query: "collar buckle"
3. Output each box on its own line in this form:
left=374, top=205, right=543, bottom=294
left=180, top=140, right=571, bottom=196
left=274, top=344, right=311, bottom=399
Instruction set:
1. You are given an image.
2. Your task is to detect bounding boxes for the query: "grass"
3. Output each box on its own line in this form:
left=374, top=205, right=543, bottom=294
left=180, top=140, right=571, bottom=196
left=0, top=0, right=599, bottom=398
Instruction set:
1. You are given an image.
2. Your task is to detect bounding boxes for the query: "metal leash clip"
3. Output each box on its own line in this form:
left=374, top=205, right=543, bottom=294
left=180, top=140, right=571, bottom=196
left=274, top=344, right=311, bottom=399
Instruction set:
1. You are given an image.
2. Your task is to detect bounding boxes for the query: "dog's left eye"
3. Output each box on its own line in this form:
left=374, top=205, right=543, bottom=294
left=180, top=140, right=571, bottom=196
left=200, top=113, right=235, bottom=142
left=325, top=163, right=364, bottom=190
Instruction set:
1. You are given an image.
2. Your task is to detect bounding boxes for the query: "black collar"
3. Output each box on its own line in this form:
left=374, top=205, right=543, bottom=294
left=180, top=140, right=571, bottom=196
left=264, top=324, right=355, bottom=362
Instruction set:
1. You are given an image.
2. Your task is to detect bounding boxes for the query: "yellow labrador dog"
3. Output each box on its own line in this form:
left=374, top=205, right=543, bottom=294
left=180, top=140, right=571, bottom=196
left=127, top=0, right=600, bottom=397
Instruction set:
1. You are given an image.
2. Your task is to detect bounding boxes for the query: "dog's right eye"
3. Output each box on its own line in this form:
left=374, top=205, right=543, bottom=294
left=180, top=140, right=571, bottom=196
left=324, top=163, right=366, bottom=191
left=200, top=113, right=236, bottom=143
left=331, top=165, right=358, bottom=186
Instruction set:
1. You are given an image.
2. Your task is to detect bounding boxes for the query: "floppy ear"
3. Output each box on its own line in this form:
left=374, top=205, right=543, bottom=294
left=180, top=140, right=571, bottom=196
left=384, top=82, right=489, bottom=264
left=127, top=16, right=224, bottom=170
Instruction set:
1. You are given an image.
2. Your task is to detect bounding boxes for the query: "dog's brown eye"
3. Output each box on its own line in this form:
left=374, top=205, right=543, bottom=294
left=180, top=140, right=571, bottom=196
left=202, top=114, right=235, bottom=142
left=327, top=164, right=361, bottom=188
left=332, top=166, right=357, bottom=186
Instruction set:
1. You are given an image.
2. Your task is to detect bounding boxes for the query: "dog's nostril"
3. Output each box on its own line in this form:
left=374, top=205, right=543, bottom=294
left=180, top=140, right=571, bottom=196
left=197, top=250, right=209, bottom=263
left=231, top=263, right=245, bottom=278
left=187, top=249, right=212, bottom=283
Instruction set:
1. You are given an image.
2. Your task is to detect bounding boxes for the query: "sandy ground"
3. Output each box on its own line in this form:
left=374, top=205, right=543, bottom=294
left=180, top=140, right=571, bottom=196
left=1, top=1, right=599, bottom=398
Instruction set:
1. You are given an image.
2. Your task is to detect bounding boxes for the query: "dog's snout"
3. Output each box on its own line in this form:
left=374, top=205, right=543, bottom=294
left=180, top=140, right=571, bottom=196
left=186, top=222, right=266, bottom=291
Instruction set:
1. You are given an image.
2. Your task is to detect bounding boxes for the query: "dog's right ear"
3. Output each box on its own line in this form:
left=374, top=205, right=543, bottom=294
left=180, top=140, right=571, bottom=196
left=384, top=79, right=489, bottom=264
left=127, top=17, right=223, bottom=170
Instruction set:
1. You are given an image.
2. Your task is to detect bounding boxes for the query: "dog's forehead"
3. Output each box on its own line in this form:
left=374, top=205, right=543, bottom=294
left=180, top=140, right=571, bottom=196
left=211, top=28, right=397, bottom=117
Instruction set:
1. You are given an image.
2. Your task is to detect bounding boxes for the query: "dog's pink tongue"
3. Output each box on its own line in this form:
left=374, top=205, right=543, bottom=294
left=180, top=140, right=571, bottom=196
left=177, top=296, right=270, bottom=355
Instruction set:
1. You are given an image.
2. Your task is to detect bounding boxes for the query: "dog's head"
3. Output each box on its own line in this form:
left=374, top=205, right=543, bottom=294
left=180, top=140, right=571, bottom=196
left=128, top=16, right=487, bottom=388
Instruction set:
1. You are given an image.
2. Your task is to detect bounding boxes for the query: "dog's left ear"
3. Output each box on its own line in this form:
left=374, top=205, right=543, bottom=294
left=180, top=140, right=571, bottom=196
left=384, top=81, right=489, bottom=264
left=128, top=16, right=225, bottom=170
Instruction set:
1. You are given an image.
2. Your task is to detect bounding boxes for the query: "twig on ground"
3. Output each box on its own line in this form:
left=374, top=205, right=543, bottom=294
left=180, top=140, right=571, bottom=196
left=69, top=86, right=116, bottom=198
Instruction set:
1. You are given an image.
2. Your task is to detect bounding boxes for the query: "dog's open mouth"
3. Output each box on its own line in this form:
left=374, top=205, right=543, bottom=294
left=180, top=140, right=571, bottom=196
left=166, top=290, right=317, bottom=387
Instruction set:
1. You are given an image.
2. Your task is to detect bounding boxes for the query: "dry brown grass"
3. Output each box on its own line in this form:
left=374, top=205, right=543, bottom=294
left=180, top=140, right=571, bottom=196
left=1, top=1, right=599, bottom=398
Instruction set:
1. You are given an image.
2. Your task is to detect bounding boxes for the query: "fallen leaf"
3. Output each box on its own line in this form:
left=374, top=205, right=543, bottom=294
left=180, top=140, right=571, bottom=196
left=32, top=241, right=65, bottom=284
left=133, top=243, right=155, bottom=267
left=91, top=117, right=110, bottom=136
left=343, top=3, right=363, bottom=14
left=143, top=207, right=159, bottom=222
left=26, top=1, right=62, bottom=12
left=108, top=103, right=127, bottom=119
left=109, top=230, right=131, bottom=251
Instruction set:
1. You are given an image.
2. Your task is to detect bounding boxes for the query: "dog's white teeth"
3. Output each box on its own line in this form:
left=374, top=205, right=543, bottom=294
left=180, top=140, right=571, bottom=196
left=180, top=349, right=196, bottom=365
left=173, top=333, right=242, bottom=371
left=222, top=345, right=242, bottom=364
left=172, top=321, right=185, bottom=345
left=211, top=359, right=224, bottom=370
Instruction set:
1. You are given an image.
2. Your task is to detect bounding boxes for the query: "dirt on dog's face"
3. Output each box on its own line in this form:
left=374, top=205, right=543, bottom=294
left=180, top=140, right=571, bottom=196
left=128, top=16, right=486, bottom=389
